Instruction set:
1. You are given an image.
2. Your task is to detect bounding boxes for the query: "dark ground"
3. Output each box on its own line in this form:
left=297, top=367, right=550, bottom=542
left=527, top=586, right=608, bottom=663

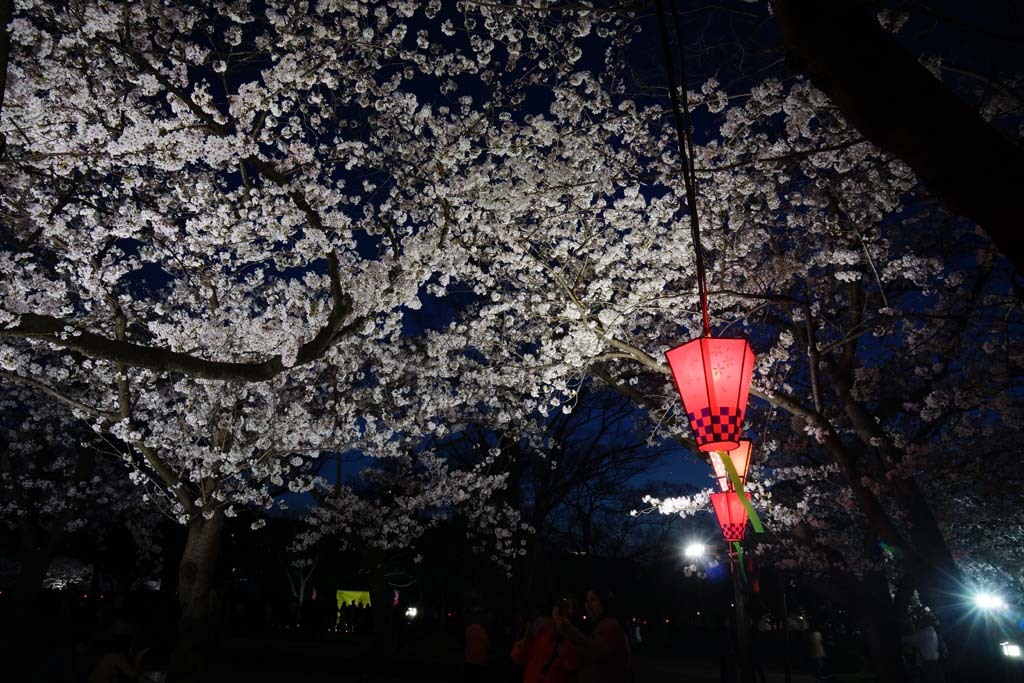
left=222, top=634, right=827, bottom=683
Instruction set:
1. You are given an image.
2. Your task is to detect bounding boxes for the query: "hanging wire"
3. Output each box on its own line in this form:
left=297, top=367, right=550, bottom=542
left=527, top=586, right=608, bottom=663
left=655, top=0, right=711, bottom=337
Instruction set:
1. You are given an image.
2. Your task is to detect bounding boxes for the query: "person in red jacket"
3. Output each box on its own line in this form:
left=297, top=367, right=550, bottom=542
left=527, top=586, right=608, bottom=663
left=463, top=609, right=490, bottom=683
left=511, top=595, right=582, bottom=683
left=552, top=588, right=631, bottom=683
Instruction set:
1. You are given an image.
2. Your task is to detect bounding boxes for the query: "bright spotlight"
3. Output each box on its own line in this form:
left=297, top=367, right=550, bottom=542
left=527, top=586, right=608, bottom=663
left=684, top=542, right=706, bottom=560
left=1001, top=642, right=1022, bottom=658
left=405, top=606, right=418, bottom=618
left=974, top=592, right=1007, bottom=611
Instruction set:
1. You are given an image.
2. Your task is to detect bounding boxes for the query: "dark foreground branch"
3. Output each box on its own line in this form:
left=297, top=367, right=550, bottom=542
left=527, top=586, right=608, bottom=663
left=772, top=0, right=1024, bottom=274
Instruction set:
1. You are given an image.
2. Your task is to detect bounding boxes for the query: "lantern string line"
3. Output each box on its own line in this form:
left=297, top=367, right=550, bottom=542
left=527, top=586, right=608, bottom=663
left=655, top=0, right=711, bottom=337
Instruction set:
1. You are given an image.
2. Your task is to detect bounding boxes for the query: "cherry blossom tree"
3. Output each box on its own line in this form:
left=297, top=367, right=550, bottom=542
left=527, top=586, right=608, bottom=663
left=0, top=2, right=623, bottom=668
left=1, top=2, right=1020, bottom=678
left=294, top=452, right=522, bottom=568
left=402, top=23, right=1020, bottom=677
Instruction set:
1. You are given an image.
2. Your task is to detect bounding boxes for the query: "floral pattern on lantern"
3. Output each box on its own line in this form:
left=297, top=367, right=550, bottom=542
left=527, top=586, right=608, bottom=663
left=710, top=491, right=750, bottom=542
left=665, top=337, right=756, bottom=451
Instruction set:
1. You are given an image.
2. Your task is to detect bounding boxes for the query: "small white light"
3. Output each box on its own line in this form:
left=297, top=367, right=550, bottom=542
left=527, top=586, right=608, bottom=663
left=405, top=606, right=418, bottom=618
left=1001, top=642, right=1021, bottom=658
left=975, top=592, right=1007, bottom=611
left=684, top=542, right=706, bottom=559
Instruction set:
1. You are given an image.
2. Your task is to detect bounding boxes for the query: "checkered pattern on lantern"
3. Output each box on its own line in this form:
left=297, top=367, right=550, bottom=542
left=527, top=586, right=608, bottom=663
left=687, top=406, right=742, bottom=446
left=721, top=523, right=746, bottom=542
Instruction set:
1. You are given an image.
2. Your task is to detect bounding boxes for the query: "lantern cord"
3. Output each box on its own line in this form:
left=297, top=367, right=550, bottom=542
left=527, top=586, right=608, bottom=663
left=655, top=0, right=711, bottom=337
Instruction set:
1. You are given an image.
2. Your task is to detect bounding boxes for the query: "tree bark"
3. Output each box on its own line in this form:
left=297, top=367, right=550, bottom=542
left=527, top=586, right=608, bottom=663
left=855, top=571, right=907, bottom=683
left=855, top=604, right=905, bottom=683
left=177, top=511, right=225, bottom=623
left=902, top=502, right=1000, bottom=679
left=820, top=357, right=996, bottom=670
left=771, top=0, right=1024, bottom=274
left=170, top=511, right=225, bottom=682
left=366, top=548, right=393, bottom=653
left=0, top=0, right=12, bottom=129
left=803, top=570, right=905, bottom=683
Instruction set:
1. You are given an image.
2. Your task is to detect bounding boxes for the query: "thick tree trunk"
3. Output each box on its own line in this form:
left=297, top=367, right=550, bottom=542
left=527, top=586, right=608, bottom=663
left=0, top=0, right=12, bottom=125
left=177, top=511, right=225, bottom=623
left=856, top=611, right=905, bottom=683
left=803, top=571, right=906, bottom=683
left=883, top=470, right=1001, bottom=676
left=822, top=357, right=997, bottom=672
left=771, top=0, right=1024, bottom=274
left=906, top=557, right=998, bottom=679
left=862, top=477, right=1000, bottom=675
left=901, top=478, right=961, bottom=607
left=366, top=548, right=393, bottom=653
left=170, top=511, right=225, bottom=683
left=855, top=572, right=908, bottom=683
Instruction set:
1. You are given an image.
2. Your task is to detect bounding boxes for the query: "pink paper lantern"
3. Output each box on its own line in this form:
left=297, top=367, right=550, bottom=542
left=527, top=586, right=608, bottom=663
left=666, top=337, right=756, bottom=452
left=709, top=440, right=753, bottom=492
left=710, top=491, right=750, bottom=542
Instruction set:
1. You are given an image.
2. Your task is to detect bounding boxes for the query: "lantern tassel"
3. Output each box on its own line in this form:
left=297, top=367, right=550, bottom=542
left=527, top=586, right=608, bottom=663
left=720, top=451, right=764, bottom=534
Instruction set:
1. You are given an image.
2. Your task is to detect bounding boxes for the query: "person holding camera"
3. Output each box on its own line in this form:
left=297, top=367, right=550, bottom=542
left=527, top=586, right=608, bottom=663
left=511, top=594, right=582, bottom=683
left=551, top=588, right=630, bottom=683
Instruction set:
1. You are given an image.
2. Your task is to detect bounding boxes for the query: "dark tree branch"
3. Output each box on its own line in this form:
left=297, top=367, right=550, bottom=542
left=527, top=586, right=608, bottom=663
left=1, top=253, right=354, bottom=381
left=0, top=0, right=12, bottom=143
left=772, top=0, right=1024, bottom=274
left=0, top=370, right=119, bottom=420
left=696, top=138, right=866, bottom=173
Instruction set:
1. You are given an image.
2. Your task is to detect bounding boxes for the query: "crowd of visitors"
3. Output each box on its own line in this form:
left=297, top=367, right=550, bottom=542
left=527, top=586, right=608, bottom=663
left=18, top=583, right=962, bottom=682
left=464, top=586, right=632, bottom=683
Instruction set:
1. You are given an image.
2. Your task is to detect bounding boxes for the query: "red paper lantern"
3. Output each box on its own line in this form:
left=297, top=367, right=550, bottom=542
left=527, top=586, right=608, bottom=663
left=665, top=337, right=756, bottom=452
left=709, top=440, right=753, bottom=492
left=710, top=491, right=750, bottom=542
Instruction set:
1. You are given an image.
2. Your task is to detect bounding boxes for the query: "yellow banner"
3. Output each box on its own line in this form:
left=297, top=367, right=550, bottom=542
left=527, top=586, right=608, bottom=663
left=336, top=590, right=372, bottom=608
